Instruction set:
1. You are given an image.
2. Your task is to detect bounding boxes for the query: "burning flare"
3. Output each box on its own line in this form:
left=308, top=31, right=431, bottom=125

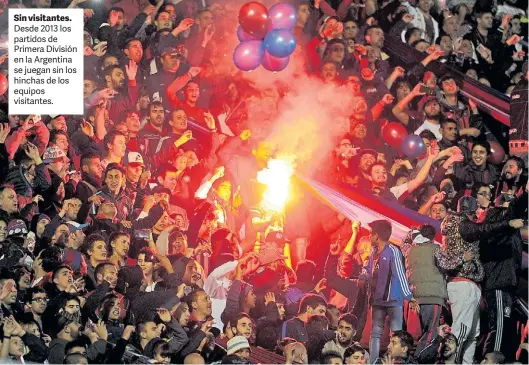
left=257, top=157, right=295, bottom=213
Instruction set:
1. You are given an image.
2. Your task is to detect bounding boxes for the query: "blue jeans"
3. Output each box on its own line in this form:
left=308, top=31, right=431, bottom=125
left=369, top=306, right=404, bottom=363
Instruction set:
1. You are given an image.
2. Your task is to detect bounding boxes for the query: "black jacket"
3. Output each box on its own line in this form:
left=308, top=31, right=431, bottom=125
left=480, top=201, right=524, bottom=291
left=5, top=163, right=52, bottom=198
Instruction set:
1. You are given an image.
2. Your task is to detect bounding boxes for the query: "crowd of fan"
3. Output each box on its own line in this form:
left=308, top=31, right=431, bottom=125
left=0, top=0, right=526, bottom=363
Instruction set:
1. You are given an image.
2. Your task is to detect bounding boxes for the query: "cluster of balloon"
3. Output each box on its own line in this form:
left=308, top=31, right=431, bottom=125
left=234, top=2, right=297, bottom=72
left=382, top=122, right=426, bottom=159
left=0, top=72, right=6, bottom=96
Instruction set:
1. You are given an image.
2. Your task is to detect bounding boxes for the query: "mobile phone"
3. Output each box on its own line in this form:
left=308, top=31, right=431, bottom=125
left=476, top=44, right=485, bottom=53
left=419, top=85, right=435, bottom=95
left=134, top=229, right=150, bottom=239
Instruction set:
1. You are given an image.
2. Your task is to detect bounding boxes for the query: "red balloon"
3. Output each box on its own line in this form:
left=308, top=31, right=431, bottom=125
left=382, top=122, right=407, bottom=147
left=487, top=140, right=506, bottom=165
left=239, top=2, right=269, bottom=39
left=0, top=73, right=7, bottom=96
left=261, top=51, right=289, bottom=72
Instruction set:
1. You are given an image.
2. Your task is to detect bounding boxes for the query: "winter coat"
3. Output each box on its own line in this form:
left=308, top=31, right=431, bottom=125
left=5, top=163, right=51, bottom=198
left=480, top=205, right=524, bottom=291
left=437, top=213, right=509, bottom=282
left=407, top=243, right=448, bottom=305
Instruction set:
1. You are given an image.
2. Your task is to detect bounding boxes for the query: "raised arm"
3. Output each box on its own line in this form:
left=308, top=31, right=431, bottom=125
left=392, top=82, right=425, bottom=126
left=407, top=143, right=439, bottom=193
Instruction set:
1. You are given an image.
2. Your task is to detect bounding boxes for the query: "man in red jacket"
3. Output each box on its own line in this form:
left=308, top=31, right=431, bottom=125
left=103, top=60, right=139, bottom=123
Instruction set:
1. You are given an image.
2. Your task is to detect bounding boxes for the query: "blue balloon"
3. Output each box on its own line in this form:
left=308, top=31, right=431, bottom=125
left=263, top=29, right=296, bottom=58
left=401, top=134, right=426, bottom=159
left=233, top=41, right=264, bottom=72
left=237, top=26, right=258, bottom=42
left=268, top=3, right=297, bottom=30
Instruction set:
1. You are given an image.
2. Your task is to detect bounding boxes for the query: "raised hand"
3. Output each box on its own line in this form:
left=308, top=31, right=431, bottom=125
left=139, top=170, right=151, bottom=189
left=83, top=8, right=95, bottom=18
left=80, top=120, right=94, bottom=138
left=176, top=18, right=195, bottom=33
left=156, top=308, right=172, bottom=323
left=22, top=115, right=41, bottom=130
left=143, top=4, right=156, bottom=15
left=84, top=45, right=94, bottom=56
left=431, top=191, right=446, bottom=203
left=93, top=42, right=107, bottom=57
left=392, top=66, right=405, bottom=78
left=314, top=278, right=327, bottom=293
left=506, top=34, right=521, bottom=46
left=0, top=123, right=11, bottom=143
left=24, top=142, right=41, bottom=161
left=264, top=292, right=276, bottom=305
left=329, top=240, right=341, bottom=256
left=122, top=325, right=136, bottom=340
left=430, top=49, right=445, bottom=60
left=176, top=283, right=186, bottom=298
left=402, top=13, right=414, bottom=23
left=412, top=82, right=426, bottom=96
left=188, top=66, right=202, bottom=78
left=354, top=44, right=366, bottom=55
left=203, top=24, right=215, bottom=44
left=501, top=13, right=513, bottom=29
left=428, top=141, right=440, bottom=159
left=381, top=94, right=395, bottom=105
left=94, top=320, right=108, bottom=341
left=125, top=60, right=138, bottom=81
left=3, top=316, right=17, bottom=336
left=0, top=281, right=14, bottom=301
left=204, top=111, right=216, bottom=130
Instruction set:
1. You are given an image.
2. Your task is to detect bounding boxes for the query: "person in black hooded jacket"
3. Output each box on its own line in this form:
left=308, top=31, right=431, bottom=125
left=479, top=189, right=526, bottom=362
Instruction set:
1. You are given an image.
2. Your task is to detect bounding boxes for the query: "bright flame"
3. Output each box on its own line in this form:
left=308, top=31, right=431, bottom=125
left=257, top=157, right=294, bottom=213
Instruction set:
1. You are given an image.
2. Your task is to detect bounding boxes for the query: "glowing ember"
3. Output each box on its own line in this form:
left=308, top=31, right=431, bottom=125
left=257, top=158, right=294, bottom=213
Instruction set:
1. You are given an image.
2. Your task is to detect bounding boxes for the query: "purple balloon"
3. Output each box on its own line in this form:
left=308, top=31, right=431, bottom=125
left=261, top=51, right=289, bottom=72
left=233, top=41, right=265, bottom=71
left=268, top=2, right=297, bottom=30
left=401, top=134, right=426, bottom=159
left=237, top=26, right=258, bottom=42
